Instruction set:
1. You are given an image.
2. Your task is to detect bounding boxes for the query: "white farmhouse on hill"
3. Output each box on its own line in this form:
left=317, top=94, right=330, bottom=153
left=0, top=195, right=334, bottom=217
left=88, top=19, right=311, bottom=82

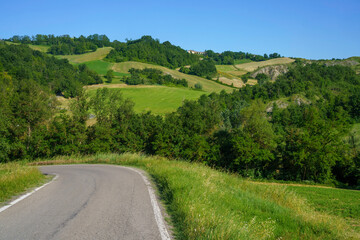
left=187, top=50, right=205, bottom=55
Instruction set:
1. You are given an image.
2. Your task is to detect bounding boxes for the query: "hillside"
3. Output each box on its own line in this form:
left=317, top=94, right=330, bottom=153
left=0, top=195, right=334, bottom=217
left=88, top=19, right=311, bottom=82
left=57, top=47, right=113, bottom=64
left=215, top=57, right=295, bottom=86
left=235, top=57, right=295, bottom=72
left=105, top=35, right=199, bottom=69
left=86, top=85, right=207, bottom=115
left=111, top=61, right=234, bottom=93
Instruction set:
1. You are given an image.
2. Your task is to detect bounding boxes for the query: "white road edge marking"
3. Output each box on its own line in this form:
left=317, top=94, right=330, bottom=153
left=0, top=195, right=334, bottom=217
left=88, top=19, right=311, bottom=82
left=0, top=174, right=58, bottom=214
left=116, top=166, right=171, bottom=240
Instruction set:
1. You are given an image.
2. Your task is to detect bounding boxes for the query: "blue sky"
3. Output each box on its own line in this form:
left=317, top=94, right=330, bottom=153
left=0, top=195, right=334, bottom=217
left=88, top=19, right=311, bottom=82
left=1, top=0, right=359, bottom=59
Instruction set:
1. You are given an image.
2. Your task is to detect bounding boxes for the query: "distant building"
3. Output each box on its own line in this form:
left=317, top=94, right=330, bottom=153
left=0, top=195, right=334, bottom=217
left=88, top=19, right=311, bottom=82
left=187, top=50, right=205, bottom=55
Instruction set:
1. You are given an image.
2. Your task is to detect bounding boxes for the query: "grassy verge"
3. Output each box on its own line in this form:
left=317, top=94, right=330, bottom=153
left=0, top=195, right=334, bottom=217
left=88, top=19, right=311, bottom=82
left=31, top=153, right=360, bottom=239
left=0, top=162, right=46, bottom=204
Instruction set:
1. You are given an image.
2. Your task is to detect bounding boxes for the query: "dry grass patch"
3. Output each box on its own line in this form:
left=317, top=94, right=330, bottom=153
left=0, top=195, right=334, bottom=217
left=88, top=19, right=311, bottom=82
left=57, top=47, right=113, bottom=64
left=218, top=77, right=244, bottom=88
left=235, top=58, right=295, bottom=72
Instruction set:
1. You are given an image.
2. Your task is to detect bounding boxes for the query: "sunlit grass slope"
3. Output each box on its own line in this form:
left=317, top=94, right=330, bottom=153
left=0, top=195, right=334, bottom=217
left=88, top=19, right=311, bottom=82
left=32, top=153, right=360, bottom=240
left=57, top=47, right=113, bottom=64
left=288, top=185, right=360, bottom=231
left=87, top=86, right=206, bottom=115
left=235, top=57, right=295, bottom=72
left=112, top=61, right=234, bottom=93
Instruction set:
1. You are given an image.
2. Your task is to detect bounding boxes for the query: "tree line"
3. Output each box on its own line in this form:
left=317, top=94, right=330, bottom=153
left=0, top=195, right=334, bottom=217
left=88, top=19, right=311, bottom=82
left=6, top=34, right=111, bottom=55
left=204, top=50, right=282, bottom=65
left=105, top=35, right=200, bottom=69
left=123, top=68, right=188, bottom=87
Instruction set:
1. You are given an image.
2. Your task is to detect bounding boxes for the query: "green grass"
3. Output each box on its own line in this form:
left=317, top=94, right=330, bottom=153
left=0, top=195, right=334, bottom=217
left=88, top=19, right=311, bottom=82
left=287, top=186, right=360, bottom=230
left=87, top=86, right=206, bottom=115
left=112, top=61, right=234, bottom=93
left=83, top=60, right=112, bottom=75
left=31, top=153, right=360, bottom=240
left=4, top=41, right=50, bottom=53
left=0, top=162, right=46, bottom=204
left=28, top=44, right=50, bottom=53
left=216, top=65, right=237, bottom=72
left=57, top=47, right=113, bottom=64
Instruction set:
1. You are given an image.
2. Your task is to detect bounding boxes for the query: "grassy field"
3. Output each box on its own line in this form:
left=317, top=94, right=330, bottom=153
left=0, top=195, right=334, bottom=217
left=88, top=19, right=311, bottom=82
left=0, top=162, right=46, bottom=205
left=287, top=185, right=360, bottom=230
left=235, top=57, right=295, bottom=72
left=28, top=44, right=50, bottom=53
left=57, top=47, right=113, bottom=64
left=87, top=85, right=206, bottom=115
left=216, top=65, right=237, bottom=72
left=30, top=153, right=360, bottom=240
left=83, top=60, right=112, bottom=75
left=112, top=61, right=234, bottom=93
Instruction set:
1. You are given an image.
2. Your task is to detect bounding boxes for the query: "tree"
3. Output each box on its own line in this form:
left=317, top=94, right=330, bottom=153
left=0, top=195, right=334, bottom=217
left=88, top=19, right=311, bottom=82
left=106, top=70, right=114, bottom=83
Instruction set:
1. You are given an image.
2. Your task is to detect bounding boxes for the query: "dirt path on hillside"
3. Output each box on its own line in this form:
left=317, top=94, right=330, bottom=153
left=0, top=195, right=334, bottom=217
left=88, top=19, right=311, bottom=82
left=84, top=84, right=162, bottom=90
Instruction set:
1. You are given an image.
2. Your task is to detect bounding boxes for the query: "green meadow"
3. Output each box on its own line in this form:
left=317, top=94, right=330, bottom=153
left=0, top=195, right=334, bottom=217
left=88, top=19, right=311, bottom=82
left=87, top=86, right=206, bottom=115
left=288, top=185, right=360, bottom=230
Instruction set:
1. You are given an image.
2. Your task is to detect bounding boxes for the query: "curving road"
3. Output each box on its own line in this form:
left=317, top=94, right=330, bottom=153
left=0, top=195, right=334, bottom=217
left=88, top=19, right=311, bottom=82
left=0, top=165, right=171, bottom=240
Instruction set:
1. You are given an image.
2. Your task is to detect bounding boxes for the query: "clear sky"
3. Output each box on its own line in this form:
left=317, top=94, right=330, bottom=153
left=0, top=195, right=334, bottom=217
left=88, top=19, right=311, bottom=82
left=1, top=0, right=359, bottom=59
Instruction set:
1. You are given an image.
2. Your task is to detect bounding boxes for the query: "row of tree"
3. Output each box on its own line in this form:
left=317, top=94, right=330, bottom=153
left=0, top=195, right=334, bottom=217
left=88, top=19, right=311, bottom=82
left=6, top=34, right=111, bottom=55
left=123, top=68, right=188, bottom=87
left=204, top=50, right=281, bottom=65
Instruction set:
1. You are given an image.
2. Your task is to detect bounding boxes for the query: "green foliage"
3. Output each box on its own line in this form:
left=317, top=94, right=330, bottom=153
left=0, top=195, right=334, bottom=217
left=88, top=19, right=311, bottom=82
left=106, top=69, right=114, bottom=83
left=205, top=50, right=281, bottom=65
left=194, top=82, right=203, bottom=90
left=7, top=34, right=111, bottom=55
left=255, top=73, right=270, bottom=85
left=1, top=44, right=360, bottom=187
left=106, top=36, right=199, bottom=69
left=188, top=59, right=217, bottom=78
left=0, top=43, right=102, bottom=97
left=123, top=68, right=188, bottom=87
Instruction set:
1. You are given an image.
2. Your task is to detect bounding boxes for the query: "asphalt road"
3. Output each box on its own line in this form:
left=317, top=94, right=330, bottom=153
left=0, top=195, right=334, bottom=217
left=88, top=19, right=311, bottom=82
left=0, top=165, right=170, bottom=240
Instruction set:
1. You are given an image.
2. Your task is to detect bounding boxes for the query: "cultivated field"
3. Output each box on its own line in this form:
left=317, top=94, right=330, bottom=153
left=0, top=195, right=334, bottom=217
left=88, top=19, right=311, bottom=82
left=112, top=61, right=234, bottom=93
left=235, top=57, right=295, bottom=72
left=288, top=185, right=360, bottom=231
left=87, top=85, right=206, bottom=115
left=57, top=47, right=113, bottom=64
left=28, top=44, right=50, bottom=53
